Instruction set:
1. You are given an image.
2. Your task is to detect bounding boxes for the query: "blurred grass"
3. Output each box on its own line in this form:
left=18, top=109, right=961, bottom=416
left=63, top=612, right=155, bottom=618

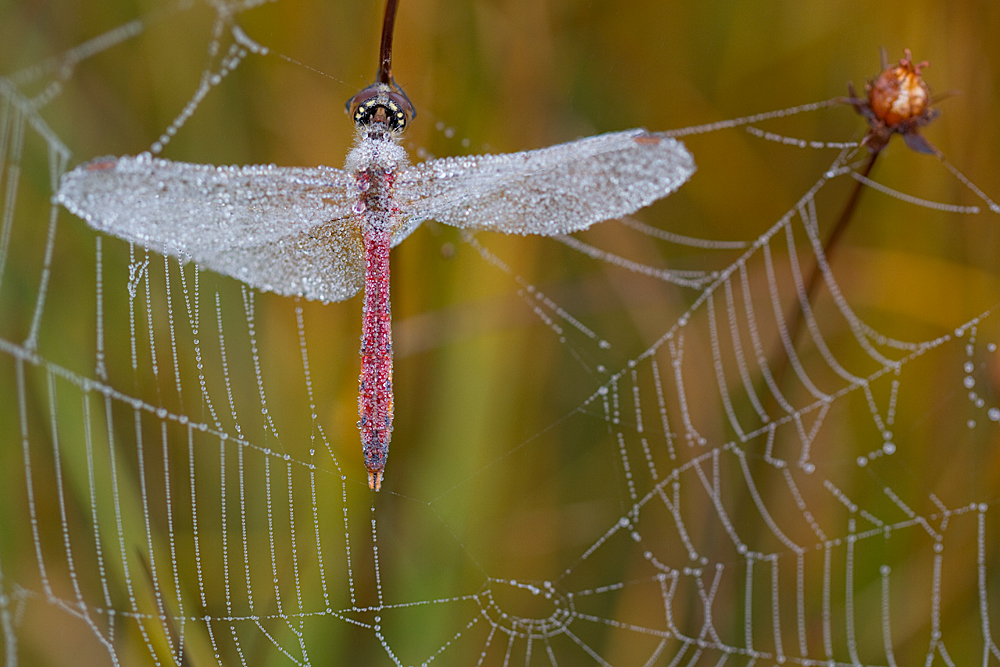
left=2, top=0, right=1000, bottom=665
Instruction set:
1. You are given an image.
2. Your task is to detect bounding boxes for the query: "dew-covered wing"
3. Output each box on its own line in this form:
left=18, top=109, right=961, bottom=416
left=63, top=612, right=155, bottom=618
left=56, top=154, right=365, bottom=302
left=391, top=129, right=695, bottom=243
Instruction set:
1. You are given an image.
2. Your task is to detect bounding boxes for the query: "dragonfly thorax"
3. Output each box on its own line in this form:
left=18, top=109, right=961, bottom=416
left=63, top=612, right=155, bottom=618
left=345, top=131, right=409, bottom=174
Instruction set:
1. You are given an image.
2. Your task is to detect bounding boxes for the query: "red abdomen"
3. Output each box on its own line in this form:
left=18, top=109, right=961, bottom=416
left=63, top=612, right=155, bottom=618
left=357, top=170, right=396, bottom=491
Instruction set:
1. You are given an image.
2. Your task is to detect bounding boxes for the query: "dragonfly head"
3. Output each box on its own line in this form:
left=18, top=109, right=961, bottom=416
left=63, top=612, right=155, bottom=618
left=346, top=82, right=415, bottom=136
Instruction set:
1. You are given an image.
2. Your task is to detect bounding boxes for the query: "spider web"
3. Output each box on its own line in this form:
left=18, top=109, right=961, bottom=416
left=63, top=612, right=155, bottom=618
left=2, top=1, right=1000, bottom=666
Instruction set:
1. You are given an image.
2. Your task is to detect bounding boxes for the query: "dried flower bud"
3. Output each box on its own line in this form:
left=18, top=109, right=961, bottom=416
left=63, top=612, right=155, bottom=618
left=845, top=49, right=940, bottom=155
left=867, top=49, right=930, bottom=127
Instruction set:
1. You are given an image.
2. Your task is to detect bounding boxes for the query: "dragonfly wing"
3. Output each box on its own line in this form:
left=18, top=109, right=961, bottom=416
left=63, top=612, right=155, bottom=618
left=205, top=222, right=365, bottom=303
left=57, top=154, right=365, bottom=302
left=392, top=129, right=694, bottom=241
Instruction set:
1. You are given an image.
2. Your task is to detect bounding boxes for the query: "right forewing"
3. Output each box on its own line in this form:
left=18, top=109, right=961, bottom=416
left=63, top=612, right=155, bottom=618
left=391, top=129, right=695, bottom=242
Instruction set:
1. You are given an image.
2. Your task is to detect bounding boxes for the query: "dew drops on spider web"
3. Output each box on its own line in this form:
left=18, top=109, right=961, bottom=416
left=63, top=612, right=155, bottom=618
left=857, top=456, right=868, bottom=467
left=989, top=408, right=1000, bottom=422
left=964, top=375, right=976, bottom=389
left=802, top=462, right=816, bottom=474
left=883, top=442, right=896, bottom=455
left=968, top=420, right=977, bottom=429
left=964, top=361, right=975, bottom=373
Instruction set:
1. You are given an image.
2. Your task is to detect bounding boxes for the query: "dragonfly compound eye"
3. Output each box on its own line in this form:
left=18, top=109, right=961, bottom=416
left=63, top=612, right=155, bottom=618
left=347, top=84, right=414, bottom=133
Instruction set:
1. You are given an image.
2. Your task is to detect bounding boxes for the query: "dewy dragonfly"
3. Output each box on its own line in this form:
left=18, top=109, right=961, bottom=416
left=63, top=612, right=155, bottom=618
left=56, top=0, right=695, bottom=491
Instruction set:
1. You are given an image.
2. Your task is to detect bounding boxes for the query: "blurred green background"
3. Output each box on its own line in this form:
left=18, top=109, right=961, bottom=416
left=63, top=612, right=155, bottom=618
left=2, top=0, right=1000, bottom=665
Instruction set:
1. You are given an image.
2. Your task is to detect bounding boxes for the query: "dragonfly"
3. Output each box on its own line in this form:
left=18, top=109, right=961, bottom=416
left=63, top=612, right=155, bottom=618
left=56, top=0, right=695, bottom=491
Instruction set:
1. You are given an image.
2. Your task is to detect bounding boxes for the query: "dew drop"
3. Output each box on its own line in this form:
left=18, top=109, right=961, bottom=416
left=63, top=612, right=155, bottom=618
left=964, top=375, right=975, bottom=389
left=988, top=407, right=1000, bottom=422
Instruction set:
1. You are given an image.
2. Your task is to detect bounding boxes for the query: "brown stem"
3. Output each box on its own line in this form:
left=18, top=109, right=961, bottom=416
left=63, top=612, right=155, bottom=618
left=377, top=0, right=401, bottom=85
left=767, top=151, right=879, bottom=406
left=802, top=152, right=878, bottom=306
